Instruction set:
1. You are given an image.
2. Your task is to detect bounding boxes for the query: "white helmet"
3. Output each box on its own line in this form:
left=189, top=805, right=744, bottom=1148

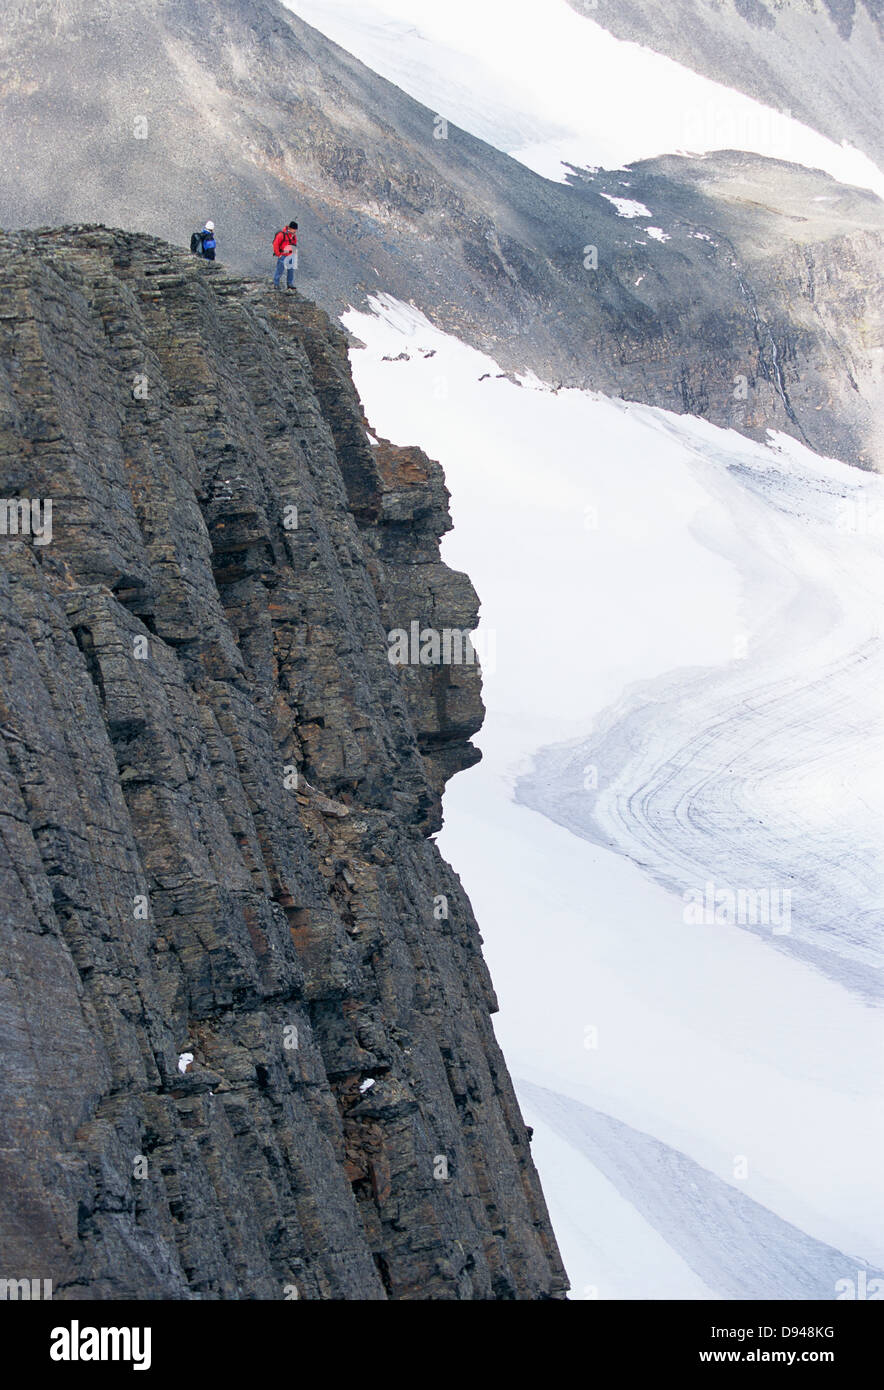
left=205, top=221, right=215, bottom=231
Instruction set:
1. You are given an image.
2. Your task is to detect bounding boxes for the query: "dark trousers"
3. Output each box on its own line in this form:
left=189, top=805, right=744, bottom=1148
left=274, top=254, right=294, bottom=288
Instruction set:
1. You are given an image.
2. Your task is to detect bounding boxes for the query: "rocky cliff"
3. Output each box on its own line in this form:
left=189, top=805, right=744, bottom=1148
left=0, top=225, right=567, bottom=1299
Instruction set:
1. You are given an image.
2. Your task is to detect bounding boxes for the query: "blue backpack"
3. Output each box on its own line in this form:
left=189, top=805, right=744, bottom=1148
left=201, top=231, right=216, bottom=252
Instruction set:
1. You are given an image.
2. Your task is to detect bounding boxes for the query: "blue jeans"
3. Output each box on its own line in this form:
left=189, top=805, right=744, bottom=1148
left=274, top=254, right=294, bottom=288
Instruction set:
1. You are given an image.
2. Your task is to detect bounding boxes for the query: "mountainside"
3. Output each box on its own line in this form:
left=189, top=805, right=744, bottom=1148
left=569, top=0, right=884, bottom=166
left=0, top=0, right=881, bottom=466
left=0, top=224, right=567, bottom=1299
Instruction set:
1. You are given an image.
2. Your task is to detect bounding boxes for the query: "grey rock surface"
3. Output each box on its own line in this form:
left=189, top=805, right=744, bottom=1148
left=0, top=225, right=567, bottom=1299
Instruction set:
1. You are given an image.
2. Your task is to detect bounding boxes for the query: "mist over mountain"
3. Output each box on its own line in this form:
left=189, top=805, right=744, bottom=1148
left=0, top=0, right=881, bottom=465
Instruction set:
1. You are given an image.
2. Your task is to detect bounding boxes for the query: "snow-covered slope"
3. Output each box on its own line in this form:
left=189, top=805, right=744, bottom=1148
left=522, top=1081, right=873, bottom=1301
left=568, top=0, right=884, bottom=169
left=287, top=0, right=884, bottom=196
left=342, top=295, right=884, bottom=1297
left=518, top=437, right=884, bottom=1002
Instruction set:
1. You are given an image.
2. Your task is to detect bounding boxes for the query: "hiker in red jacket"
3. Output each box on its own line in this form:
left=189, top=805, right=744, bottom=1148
left=273, top=222, right=298, bottom=290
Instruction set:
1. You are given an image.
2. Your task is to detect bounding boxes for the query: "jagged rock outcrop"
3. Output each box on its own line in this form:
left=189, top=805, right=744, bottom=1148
left=0, top=226, right=567, bottom=1299
left=0, top=0, right=881, bottom=466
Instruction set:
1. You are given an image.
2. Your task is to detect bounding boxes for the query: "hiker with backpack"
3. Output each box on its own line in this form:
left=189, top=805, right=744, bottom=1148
left=273, top=222, right=298, bottom=290
left=190, top=221, right=217, bottom=260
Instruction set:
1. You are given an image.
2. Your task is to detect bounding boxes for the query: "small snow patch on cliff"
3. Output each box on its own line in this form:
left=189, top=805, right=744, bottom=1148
left=600, top=194, right=652, bottom=219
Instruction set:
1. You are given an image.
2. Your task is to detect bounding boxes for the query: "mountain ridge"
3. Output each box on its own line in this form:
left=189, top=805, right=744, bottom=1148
left=0, top=0, right=881, bottom=465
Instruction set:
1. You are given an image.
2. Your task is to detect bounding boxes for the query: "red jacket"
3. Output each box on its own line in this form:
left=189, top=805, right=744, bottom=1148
left=273, top=228, right=297, bottom=257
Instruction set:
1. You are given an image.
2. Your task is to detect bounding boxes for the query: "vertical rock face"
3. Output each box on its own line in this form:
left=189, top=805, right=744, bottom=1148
left=0, top=227, right=567, bottom=1299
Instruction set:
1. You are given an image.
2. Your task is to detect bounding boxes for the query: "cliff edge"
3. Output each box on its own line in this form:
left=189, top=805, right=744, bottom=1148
left=0, top=226, right=567, bottom=1299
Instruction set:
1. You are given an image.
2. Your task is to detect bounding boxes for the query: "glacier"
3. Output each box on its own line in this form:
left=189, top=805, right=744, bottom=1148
left=340, top=293, right=884, bottom=1298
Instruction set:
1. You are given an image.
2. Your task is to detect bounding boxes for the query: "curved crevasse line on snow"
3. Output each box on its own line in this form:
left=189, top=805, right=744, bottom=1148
left=516, top=422, right=884, bottom=1001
